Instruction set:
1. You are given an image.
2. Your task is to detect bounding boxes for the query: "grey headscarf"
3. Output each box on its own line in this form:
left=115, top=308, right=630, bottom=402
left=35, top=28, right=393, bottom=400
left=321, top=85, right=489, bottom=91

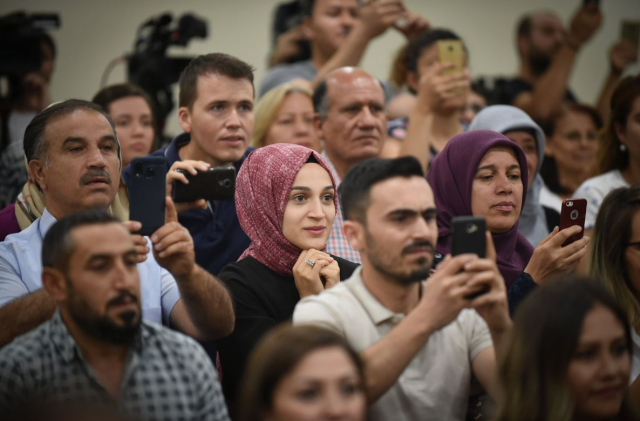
left=468, top=105, right=548, bottom=246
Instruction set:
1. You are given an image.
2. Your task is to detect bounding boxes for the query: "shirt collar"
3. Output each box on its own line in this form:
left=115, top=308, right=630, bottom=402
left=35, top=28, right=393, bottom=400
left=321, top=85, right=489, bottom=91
left=38, top=208, right=58, bottom=239
left=346, top=267, right=398, bottom=325
left=50, top=309, right=79, bottom=364
left=164, top=132, right=192, bottom=164
left=321, top=152, right=342, bottom=186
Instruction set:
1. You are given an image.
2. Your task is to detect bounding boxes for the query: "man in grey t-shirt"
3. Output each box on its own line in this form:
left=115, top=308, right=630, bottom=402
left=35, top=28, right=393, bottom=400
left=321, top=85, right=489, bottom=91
left=294, top=157, right=512, bottom=421
left=259, top=0, right=429, bottom=96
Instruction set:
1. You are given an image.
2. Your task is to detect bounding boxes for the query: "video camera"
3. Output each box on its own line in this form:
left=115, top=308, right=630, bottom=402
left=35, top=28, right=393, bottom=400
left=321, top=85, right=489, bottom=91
left=0, top=11, right=60, bottom=105
left=127, top=13, right=207, bottom=134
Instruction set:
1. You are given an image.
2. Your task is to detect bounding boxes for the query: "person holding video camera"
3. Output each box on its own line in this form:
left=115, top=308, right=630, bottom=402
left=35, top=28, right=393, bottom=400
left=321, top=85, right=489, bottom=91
left=259, top=0, right=429, bottom=97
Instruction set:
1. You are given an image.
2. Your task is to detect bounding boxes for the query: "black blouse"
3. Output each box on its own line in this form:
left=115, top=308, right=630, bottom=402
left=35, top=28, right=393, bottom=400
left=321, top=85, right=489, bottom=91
left=215, top=254, right=359, bottom=407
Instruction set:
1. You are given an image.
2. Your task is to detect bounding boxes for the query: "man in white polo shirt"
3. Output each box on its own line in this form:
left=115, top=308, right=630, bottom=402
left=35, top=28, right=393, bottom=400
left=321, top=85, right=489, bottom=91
left=293, top=156, right=512, bottom=421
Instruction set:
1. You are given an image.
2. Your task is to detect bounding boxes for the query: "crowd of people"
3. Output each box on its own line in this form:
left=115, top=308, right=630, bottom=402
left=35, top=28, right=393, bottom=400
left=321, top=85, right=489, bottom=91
left=0, top=0, right=639, bottom=420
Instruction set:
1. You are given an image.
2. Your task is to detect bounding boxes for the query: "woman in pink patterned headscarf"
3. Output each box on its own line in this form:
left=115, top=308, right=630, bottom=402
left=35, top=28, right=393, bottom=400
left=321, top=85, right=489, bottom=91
left=215, top=143, right=359, bottom=409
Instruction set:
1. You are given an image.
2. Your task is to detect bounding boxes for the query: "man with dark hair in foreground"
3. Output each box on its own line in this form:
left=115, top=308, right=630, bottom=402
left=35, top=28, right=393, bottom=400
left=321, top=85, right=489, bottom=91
left=0, top=210, right=230, bottom=420
left=294, top=157, right=511, bottom=420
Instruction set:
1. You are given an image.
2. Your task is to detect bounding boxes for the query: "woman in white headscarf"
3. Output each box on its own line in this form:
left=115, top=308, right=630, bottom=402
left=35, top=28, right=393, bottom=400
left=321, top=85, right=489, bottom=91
left=469, top=105, right=559, bottom=246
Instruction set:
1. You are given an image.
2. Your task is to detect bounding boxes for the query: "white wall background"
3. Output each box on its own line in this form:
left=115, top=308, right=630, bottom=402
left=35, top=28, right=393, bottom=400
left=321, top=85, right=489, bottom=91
left=3, top=0, right=639, bottom=137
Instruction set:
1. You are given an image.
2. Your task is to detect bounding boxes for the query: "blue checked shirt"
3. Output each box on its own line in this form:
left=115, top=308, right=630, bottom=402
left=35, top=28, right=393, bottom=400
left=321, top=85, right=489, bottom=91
left=322, top=153, right=361, bottom=264
left=0, top=310, right=230, bottom=421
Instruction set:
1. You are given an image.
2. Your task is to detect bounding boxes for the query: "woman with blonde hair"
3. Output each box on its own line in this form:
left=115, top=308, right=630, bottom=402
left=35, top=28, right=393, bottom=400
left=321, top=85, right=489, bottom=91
left=590, top=184, right=640, bottom=382
left=251, top=83, right=320, bottom=152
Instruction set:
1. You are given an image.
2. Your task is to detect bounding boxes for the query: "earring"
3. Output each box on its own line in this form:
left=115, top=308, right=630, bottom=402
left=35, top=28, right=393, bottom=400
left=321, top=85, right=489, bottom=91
left=620, top=144, right=627, bottom=152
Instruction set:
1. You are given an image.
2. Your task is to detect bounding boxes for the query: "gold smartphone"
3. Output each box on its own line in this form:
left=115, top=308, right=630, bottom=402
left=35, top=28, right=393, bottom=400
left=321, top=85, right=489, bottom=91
left=437, top=40, right=465, bottom=75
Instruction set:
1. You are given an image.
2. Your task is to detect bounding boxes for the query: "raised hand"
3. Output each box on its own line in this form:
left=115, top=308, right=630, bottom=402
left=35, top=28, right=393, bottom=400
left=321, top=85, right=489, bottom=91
left=151, top=197, right=196, bottom=279
left=417, top=253, right=478, bottom=332
left=358, top=0, right=406, bottom=40
left=166, top=160, right=210, bottom=214
left=415, top=62, right=471, bottom=114
left=465, top=232, right=511, bottom=333
left=122, top=220, right=150, bottom=263
left=525, top=225, right=590, bottom=284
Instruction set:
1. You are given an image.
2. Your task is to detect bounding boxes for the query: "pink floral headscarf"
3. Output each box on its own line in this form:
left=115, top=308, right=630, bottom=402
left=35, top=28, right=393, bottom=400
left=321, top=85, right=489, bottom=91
left=236, top=143, right=337, bottom=275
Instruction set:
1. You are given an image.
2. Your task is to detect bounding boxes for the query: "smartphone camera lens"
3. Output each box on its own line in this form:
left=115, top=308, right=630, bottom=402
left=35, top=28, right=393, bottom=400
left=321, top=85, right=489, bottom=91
left=220, top=179, right=232, bottom=188
left=466, top=223, right=478, bottom=234
left=145, top=167, right=155, bottom=180
left=567, top=201, right=573, bottom=207
left=134, top=163, right=143, bottom=178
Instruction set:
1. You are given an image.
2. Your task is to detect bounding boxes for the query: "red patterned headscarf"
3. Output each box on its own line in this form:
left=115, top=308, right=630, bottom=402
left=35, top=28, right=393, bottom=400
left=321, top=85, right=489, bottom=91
left=236, top=144, right=337, bottom=275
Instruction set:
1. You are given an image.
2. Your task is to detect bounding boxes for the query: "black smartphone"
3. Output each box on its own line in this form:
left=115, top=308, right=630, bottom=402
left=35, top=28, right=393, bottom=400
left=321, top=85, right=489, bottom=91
left=172, top=166, right=236, bottom=202
left=451, top=216, right=487, bottom=300
left=451, top=216, right=486, bottom=258
left=128, top=156, right=168, bottom=236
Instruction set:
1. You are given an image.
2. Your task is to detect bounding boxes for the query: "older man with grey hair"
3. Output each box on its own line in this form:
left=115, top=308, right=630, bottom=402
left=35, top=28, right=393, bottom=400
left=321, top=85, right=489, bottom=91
left=0, top=99, right=234, bottom=347
left=312, top=67, right=387, bottom=263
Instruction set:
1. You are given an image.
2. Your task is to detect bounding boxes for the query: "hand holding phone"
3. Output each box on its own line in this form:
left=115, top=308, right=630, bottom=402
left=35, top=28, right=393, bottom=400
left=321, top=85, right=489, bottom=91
left=172, top=166, right=236, bottom=202
left=559, top=198, right=587, bottom=247
left=437, top=40, right=465, bottom=76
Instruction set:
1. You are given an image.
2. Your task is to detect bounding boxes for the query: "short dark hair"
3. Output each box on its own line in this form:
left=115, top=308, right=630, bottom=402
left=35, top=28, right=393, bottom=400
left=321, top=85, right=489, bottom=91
left=24, top=99, right=118, bottom=164
left=312, top=78, right=329, bottom=118
left=301, top=0, right=362, bottom=18
left=339, top=156, right=425, bottom=223
left=42, top=209, right=121, bottom=275
left=517, top=14, right=532, bottom=39
left=92, top=83, right=155, bottom=117
left=406, top=28, right=464, bottom=74
left=178, top=53, right=255, bottom=109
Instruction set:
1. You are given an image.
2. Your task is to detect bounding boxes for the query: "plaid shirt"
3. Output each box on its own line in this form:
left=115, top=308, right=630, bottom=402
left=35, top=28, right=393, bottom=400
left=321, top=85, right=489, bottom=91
left=323, top=153, right=362, bottom=264
left=0, top=310, right=230, bottom=421
left=0, top=141, right=28, bottom=209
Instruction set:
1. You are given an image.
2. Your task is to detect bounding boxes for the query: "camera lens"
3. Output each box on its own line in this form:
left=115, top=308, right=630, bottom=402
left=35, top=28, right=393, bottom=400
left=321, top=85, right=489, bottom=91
left=567, top=201, right=573, bottom=207
left=134, top=163, right=143, bottom=177
left=220, top=179, right=232, bottom=188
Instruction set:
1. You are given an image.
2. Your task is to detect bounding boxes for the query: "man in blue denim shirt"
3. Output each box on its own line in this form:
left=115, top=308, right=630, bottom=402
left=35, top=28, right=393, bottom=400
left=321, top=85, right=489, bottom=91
left=123, top=53, right=255, bottom=277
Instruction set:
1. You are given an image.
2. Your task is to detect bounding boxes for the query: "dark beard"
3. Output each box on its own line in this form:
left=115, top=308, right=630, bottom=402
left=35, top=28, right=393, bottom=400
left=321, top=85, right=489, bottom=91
left=67, top=283, right=141, bottom=346
left=528, top=53, right=552, bottom=77
left=365, top=230, right=434, bottom=286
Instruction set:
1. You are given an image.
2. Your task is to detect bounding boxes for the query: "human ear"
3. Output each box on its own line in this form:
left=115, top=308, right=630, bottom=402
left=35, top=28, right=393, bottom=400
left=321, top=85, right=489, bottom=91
left=28, top=158, right=48, bottom=191
left=41, top=267, right=69, bottom=304
left=343, top=220, right=365, bottom=252
left=178, top=107, right=192, bottom=134
left=406, top=71, right=419, bottom=93
left=615, top=122, right=627, bottom=148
